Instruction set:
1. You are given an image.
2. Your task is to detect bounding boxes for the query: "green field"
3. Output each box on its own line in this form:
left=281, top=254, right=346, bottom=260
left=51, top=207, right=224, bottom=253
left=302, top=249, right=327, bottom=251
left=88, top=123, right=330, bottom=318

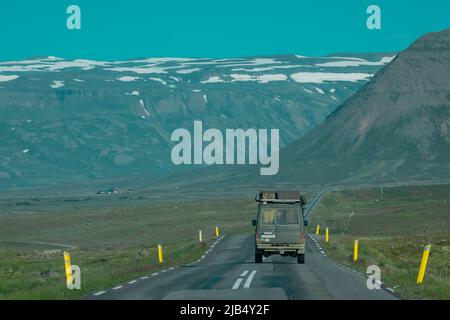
left=310, top=184, right=450, bottom=300
left=0, top=194, right=256, bottom=299
left=1, top=185, right=449, bottom=300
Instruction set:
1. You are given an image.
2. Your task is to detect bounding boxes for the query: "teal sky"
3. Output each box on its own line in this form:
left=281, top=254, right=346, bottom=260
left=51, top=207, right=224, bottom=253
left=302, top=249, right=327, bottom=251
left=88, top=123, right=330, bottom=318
left=0, top=0, right=449, bottom=61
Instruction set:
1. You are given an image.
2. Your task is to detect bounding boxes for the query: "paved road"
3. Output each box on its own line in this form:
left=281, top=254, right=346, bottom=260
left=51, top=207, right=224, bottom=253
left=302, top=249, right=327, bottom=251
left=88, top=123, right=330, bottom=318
left=88, top=233, right=397, bottom=300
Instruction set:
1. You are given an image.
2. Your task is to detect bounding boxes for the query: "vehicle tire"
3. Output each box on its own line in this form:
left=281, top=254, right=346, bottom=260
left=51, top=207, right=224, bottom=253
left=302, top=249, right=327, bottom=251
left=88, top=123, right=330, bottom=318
left=255, top=252, right=263, bottom=263
left=297, top=254, right=305, bottom=264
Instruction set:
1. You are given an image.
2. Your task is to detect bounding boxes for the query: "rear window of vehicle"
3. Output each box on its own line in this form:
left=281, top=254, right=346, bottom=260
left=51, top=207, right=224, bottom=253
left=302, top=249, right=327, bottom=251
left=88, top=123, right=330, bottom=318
left=260, top=208, right=277, bottom=225
left=260, top=208, right=300, bottom=225
left=277, top=208, right=300, bottom=225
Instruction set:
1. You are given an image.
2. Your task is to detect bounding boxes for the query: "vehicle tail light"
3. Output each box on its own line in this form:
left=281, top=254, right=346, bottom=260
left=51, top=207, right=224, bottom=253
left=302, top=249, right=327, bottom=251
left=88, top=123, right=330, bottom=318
left=256, top=232, right=259, bottom=242
left=300, top=231, right=305, bottom=243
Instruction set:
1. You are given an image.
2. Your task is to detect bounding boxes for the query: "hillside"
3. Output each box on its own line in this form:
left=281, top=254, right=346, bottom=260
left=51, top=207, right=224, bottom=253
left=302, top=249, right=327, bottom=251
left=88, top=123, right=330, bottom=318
left=0, top=53, right=391, bottom=189
left=156, top=29, right=450, bottom=192
left=276, top=28, right=450, bottom=185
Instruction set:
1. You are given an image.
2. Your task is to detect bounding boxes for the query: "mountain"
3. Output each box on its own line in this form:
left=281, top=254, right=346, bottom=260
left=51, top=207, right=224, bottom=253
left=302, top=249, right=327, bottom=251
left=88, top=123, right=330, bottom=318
left=152, top=28, right=450, bottom=194
left=272, top=28, right=450, bottom=186
left=0, top=53, right=393, bottom=189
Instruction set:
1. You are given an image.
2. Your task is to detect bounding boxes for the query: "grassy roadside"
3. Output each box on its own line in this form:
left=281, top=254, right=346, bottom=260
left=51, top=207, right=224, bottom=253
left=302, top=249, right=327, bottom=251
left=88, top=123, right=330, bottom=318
left=0, top=238, right=213, bottom=299
left=310, top=184, right=450, bottom=300
left=0, top=196, right=256, bottom=299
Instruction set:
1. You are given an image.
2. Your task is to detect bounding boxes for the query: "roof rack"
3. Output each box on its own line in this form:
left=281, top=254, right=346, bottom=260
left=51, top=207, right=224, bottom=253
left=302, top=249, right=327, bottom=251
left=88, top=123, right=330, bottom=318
left=258, top=198, right=303, bottom=203
left=255, top=191, right=306, bottom=206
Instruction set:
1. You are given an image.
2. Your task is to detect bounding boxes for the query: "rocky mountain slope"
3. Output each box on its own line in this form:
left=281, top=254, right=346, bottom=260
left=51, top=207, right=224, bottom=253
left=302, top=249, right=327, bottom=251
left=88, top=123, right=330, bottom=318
left=278, top=28, right=450, bottom=185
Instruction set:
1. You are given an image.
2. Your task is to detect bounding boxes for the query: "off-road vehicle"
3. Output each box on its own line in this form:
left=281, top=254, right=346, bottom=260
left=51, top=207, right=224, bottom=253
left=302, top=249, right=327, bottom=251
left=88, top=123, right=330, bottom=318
left=252, top=191, right=307, bottom=264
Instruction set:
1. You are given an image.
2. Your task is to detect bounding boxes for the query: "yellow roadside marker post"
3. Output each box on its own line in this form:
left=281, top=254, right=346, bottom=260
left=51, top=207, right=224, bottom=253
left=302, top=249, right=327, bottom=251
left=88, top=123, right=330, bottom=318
left=316, top=225, right=320, bottom=236
left=199, top=230, right=203, bottom=243
left=417, top=244, right=431, bottom=285
left=63, top=251, right=73, bottom=287
left=215, top=226, right=219, bottom=237
left=325, top=227, right=329, bottom=243
left=157, top=244, right=164, bottom=264
left=353, top=240, right=359, bottom=262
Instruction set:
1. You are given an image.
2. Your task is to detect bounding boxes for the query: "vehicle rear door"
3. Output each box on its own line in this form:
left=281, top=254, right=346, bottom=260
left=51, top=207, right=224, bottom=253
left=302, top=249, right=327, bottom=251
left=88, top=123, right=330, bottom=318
left=275, top=207, right=301, bottom=244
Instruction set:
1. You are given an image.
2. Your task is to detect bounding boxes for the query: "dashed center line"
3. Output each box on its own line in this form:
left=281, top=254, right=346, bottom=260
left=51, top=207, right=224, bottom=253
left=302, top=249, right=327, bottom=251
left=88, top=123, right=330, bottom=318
left=232, top=278, right=244, bottom=289
left=232, top=270, right=257, bottom=289
left=243, top=270, right=257, bottom=289
left=93, top=235, right=226, bottom=298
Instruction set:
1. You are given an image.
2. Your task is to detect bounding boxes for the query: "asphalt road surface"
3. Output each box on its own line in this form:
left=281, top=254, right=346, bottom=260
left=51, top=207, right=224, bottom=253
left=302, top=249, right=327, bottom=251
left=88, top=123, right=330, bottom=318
left=88, top=233, right=398, bottom=300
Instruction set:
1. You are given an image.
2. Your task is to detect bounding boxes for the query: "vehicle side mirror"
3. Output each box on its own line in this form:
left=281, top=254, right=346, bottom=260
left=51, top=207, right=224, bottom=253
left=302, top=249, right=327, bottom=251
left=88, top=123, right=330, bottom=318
left=304, top=220, right=309, bottom=227
left=252, top=219, right=257, bottom=226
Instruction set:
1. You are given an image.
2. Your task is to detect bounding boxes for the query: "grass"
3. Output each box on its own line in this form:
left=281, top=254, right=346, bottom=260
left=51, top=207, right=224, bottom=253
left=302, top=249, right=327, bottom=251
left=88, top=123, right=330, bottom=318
left=310, top=184, right=450, bottom=300
left=0, top=195, right=257, bottom=299
left=0, top=239, right=212, bottom=299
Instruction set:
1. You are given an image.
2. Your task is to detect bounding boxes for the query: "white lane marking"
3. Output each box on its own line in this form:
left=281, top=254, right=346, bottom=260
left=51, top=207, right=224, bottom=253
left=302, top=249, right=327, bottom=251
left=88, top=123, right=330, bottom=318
left=243, top=270, right=257, bottom=289
left=108, top=256, right=187, bottom=291
left=183, top=234, right=225, bottom=267
left=232, top=278, right=244, bottom=289
left=94, top=291, right=106, bottom=296
left=240, top=270, right=249, bottom=277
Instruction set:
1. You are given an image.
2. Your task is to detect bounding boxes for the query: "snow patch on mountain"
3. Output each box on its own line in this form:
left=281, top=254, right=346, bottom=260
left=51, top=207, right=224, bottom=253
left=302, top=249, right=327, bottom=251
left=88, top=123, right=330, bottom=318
left=314, top=87, right=325, bottom=94
left=176, top=68, right=201, bottom=74
left=231, top=64, right=307, bottom=72
left=201, top=76, right=224, bottom=84
left=0, top=75, right=19, bottom=82
left=117, top=76, right=140, bottom=82
left=106, top=66, right=167, bottom=74
left=217, top=58, right=285, bottom=68
left=126, top=91, right=140, bottom=96
left=291, top=72, right=372, bottom=83
left=316, top=56, right=396, bottom=68
left=230, top=73, right=287, bottom=83
left=148, top=78, right=167, bottom=85
left=50, top=81, right=65, bottom=88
